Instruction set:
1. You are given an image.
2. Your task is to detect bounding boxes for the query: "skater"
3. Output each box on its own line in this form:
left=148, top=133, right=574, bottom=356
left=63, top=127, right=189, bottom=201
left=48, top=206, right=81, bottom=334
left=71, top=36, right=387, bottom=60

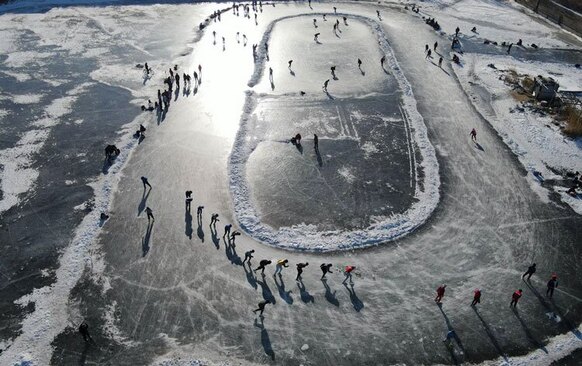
left=381, top=55, right=386, bottom=67
left=78, top=322, right=93, bottom=342
left=197, top=206, right=204, bottom=217
left=443, top=329, right=456, bottom=346
left=210, top=213, right=219, bottom=226
left=377, top=10, right=381, bottom=18
left=510, top=289, right=523, bottom=307
left=471, top=288, right=481, bottom=306
left=313, top=18, right=317, bottom=28
left=343, top=16, right=348, bottom=26
left=144, top=62, right=150, bottom=75
left=100, top=212, right=109, bottom=221
left=330, top=66, right=336, bottom=79
left=314, top=32, right=320, bottom=42
left=435, top=284, right=446, bottom=303
left=141, top=176, right=152, bottom=190
left=357, top=58, right=362, bottom=68
left=333, top=6, right=337, bottom=13
left=323, top=79, right=330, bottom=93
left=522, top=263, right=536, bottom=280
left=274, top=259, right=289, bottom=276
left=313, top=134, right=319, bottom=151
left=146, top=207, right=154, bottom=222
left=426, top=49, right=432, bottom=59
left=507, top=43, right=513, bottom=55
left=323, top=14, right=327, bottom=21
left=342, top=265, right=356, bottom=285
left=320, top=263, right=333, bottom=279
left=230, top=230, right=241, bottom=245
left=185, top=190, right=193, bottom=211
left=253, top=299, right=271, bottom=315
left=288, top=59, right=293, bottom=68
left=546, top=273, right=558, bottom=299
left=438, top=56, right=443, bottom=68
left=425, top=44, right=429, bottom=53
left=223, top=223, right=232, bottom=238
left=254, top=259, right=272, bottom=275
left=470, top=128, right=477, bottom=142
left=175, top=73, right=180, bottom=87
left=455, top=26, right=460, bottom=36
left=243, top=249, right=255, bottom=265
left=296, top=262, right=309, bottom=281
left=434, top=41, right=438, bottom=51
left=269, top=67, right=273, bottom=77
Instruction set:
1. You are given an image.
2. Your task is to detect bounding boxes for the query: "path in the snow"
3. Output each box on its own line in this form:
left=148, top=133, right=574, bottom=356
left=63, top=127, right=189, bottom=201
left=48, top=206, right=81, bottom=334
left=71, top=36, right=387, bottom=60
left=49, top=3, right=582, bottom=366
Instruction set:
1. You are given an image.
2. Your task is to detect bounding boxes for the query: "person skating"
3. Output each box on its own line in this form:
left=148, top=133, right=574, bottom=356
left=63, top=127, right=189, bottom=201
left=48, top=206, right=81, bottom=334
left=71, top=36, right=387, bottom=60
left=274, top=259, right=289, bottom=276
left=510, top=289, right=523, bottom=307
left=253, top=299, right=271, bottom=315
left=522, top=263, right=536, bottom=280
left=223, top=224, right=232, bottom=238
left=320, top=263, right=333, bottom=279
left=313, top=18, right=317, bottom=28
left=357, top=58, right=362, bottom=69
left=455, top=26, right=460, bottom=36
left=323, top=79, right=330, bottom=93
left=438, top=56, right=443, bottom=68
left=314, top=32, right=320, bottom=42
left=296, top=262, right=309, bottom=281
left=377, top=10, right=381, bottom=18
left=230, top=230, right=241, bottom=245
left=342, top=265, right=356, bottom=285
left=288, top=60, right=293, bottom=68
left=426, top=49, right=432, bottom=59
left=470, top=128, right=477, bottom=142
left=185, top=190, right=193, bottom=211
left=254, top=259, right=272, bottom=275
left=471, top=288, right=481, bottom=306
left=333, top=6, right=337, bottom=13
left=243, top=249, right=255, bottom=265
left=435, top=284, right=446, bottom=303
left=144, top=62, right=150, bottom=75
left=381, top=55, right=386, bottom=67
left=330, top=66, right=336, bottom=76
left=197, top=206, right=204, bottom=216
left=146, top=207, right=154, bottom=222
left=78, top=322, right=93, bottom=343
left=141, top=176, right=152, bottom=190
left=343, top=16, right=348, bottom=26
left=323, top=14, right=327, bottom=21
left=433, top=41, right=438, bottom=51
left=425, top=44, right=429, bottom=53
left=210, top=213, right=219, bottom=226
left=507, top=43, right=513, bottom=55
left=547, top=273, right=558, bottom=299
left=313, top=134, right=319, bottom=151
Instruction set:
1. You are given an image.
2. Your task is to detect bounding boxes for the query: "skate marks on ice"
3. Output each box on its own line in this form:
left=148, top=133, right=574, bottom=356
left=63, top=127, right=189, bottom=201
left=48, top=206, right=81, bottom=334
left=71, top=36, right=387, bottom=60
left=229, top=14, right=440, bottom=251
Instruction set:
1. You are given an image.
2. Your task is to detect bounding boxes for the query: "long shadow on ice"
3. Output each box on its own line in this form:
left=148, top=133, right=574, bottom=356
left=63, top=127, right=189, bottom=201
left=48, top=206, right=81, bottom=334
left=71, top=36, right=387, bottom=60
left=142, top=221, right=153, bottom=257
left=472, top=306, right=509, bottom=362
left=254, top=317, right=275, bottom=361
left=511, top=307, right=548, bottom=354
left=274, top=274, right=293, bottom=304
left=184, top=207, right=193, bottom=239
left=138, top=188, right=151, bottom=216
left=244, top=263, right=258, bottom=290
left=321, top=279, right=339, bottom=307
left=343, top=283, right=363, bottom=312
left=256, top=274, right=276, bottom=304
left=297, top=279, right=314, bottom=303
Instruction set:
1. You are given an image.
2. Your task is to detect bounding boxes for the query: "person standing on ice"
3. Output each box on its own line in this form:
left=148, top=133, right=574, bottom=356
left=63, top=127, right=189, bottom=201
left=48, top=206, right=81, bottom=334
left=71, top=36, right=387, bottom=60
left=323, top=79, right=330, bottom=93
left=230, top=230, right=241, bottom=245
left=438, top=56, right=443, bottom=68
left=185, top=190, right=193, bottom=211
left=144, top=62, right=150, bottom=75
left=253, top=299, right=271, bottom=315
left=507, top=43, right=513, bottom=55
left=425, top=44, right=429, bottom=53
left=320, top=263, right=333, bottom=279
left=343, top=16, right=348, bottom=26
left=314, top=33, right=320, bottom=42
left=223, top=224, right=232, bottom=238
left=433, top=41, right=438, bottom=51
left=522, top=263, right=536, bottom=280
left=323, top=14, right=327, bottom=21
left=254, top=259, right=272, bottom=275
left=470, top=128, right=477, bottom=142
left=243, top=249, right=255, bottom=265
left=274, top=259, right=289, bottom=276
left=471, top=288, right=481, bottom=306
left=342, top=265, right=356, bottom=285
left=146, top=207, right=155, bottom=222
left=313, top=134, right=319, bottom=151
left=435, top=284, right=446, bottom=303
left=141, top=176, right=152, bottom=190
left=381, top=55, right=386, bottom=67
left=357, top=58, right=362, bottom=69
left=377, top=10, right=381, bottom=18
left=296, top=262, right=309, bottom=281
left=333, top=6, right=337, bottom=13
left=510, top=289, right=523, bottom=307
left=79, top=322, right=93, bottom=343
left=210, top=213, right=219, bottom=226
left=426, top=49, right=432, bottom=59
left=330, top=66, right=337, bottom=78
left=288, top=60, right=293, bottom=68
left=547, top=273, right=558, bottom=299
left=313, top=18, right=318, bottom=28
left=455, top=26, right=460, bottom=36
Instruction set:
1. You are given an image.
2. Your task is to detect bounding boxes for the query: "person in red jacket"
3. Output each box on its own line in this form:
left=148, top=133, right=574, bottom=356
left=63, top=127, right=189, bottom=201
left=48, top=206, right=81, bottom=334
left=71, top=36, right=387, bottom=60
left=471, top=288, right=481, bottom=306
left=510, top=289, right=523, bottom=307
left=435, top=284, right=446, bottom=303
left=342, top=265, right=356, bottom=285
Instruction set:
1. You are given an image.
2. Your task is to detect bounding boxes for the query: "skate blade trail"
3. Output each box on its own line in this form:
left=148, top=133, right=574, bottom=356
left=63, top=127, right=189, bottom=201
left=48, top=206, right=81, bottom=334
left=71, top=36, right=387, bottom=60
left=497, top=216, right=578, bottom=229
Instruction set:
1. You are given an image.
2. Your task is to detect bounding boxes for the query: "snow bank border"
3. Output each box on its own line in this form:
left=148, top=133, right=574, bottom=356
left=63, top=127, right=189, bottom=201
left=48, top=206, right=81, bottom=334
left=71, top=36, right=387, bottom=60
left=229, top=13, right=440, bottom=252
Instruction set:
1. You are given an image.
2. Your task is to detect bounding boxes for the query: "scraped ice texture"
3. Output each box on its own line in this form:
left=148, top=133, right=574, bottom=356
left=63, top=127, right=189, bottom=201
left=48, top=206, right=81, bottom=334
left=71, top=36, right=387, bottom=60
left=230, top=14, right=440, bottom=251
left=453, top=54, right=582, bottom=214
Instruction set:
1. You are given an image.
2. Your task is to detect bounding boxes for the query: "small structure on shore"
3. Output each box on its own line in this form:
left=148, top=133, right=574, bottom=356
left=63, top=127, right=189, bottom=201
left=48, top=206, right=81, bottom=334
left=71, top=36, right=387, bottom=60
left=532, top=75, right=559, bottom=101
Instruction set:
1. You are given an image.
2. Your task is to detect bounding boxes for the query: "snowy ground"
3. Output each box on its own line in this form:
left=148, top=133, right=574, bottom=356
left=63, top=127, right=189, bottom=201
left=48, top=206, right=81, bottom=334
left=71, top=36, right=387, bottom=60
left=0, top=0, right=581, bottom=366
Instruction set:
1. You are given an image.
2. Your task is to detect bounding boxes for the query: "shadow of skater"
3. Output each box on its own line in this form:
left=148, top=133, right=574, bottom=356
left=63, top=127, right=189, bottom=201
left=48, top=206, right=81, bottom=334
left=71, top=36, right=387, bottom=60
left=197, top=222, right=205, bottom=243
left=274, top=274, right=293, bottom=304
left=322, top=279, right=339, bottom=307
left=185, top=207, right=193, bottom=239
left=315, top=148, right=323, bottom=167
left=78, top=341, right=90, bottom=365
left=254, top=317, right=275, bottom=361
left=244, top=262, right=258, bottom=289
left=344, top=283, right=363, bottom=311
left=225, top=237, right=242, bottom=265
left=142, top=221, right=153, bottom=257
left=294, top=279, right=313, bottom=303
left=438, top=305, right=466, bottom=353
left=256, top=274, right=276, bottom=304
left=138, top=187, right=151, bottom=216
left=474, top=142, right=484, bottom=151
left=210, top=225, right=220, bottom=249
left=511, top=307, right=548, bottom=353
left=472, top=307, right=509, bottom=362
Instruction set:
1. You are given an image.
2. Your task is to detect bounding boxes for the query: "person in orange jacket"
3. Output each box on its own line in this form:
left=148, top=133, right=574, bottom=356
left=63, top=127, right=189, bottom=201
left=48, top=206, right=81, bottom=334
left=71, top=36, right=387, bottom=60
left=510, top=289, right=523, bottom=307
left=342, top=265, right=356, bottom=285
left=435, top=284, right=446, bottom=303
left=471, top=288, right=481, bottom=306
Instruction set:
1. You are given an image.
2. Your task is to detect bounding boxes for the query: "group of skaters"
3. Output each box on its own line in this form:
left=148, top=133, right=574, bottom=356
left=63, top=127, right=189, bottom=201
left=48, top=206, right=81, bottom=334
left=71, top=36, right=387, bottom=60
left=434, top=263, right=560, bottom=311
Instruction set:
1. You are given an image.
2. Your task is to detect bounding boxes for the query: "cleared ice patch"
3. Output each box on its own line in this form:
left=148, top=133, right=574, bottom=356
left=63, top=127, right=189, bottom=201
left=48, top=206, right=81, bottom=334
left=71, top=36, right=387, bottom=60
left=338, top=166, right=356, bottom=184
left=11, top=94, right=43, bottom=104
left=361, top=141, right=379, bottom=158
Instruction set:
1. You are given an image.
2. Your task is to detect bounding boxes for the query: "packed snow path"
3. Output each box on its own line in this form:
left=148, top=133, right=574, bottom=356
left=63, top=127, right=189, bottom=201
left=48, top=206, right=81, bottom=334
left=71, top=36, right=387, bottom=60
left=0, top=1, right=580, bottom=366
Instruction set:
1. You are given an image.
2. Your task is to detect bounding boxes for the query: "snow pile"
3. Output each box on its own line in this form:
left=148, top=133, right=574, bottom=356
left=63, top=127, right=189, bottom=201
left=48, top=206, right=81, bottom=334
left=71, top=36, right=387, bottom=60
left=229, top=14, right=440, bottom=252
left=453, top=54, right=582, bottom=214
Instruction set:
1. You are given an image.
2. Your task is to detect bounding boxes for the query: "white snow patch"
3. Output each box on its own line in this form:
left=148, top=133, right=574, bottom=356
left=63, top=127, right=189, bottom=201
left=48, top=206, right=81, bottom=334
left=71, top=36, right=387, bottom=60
left=12, top=94, right=43, bottom=104
left=361, top=141, right=379, bottom=158
left=338, top=166, right=356, bottom=184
